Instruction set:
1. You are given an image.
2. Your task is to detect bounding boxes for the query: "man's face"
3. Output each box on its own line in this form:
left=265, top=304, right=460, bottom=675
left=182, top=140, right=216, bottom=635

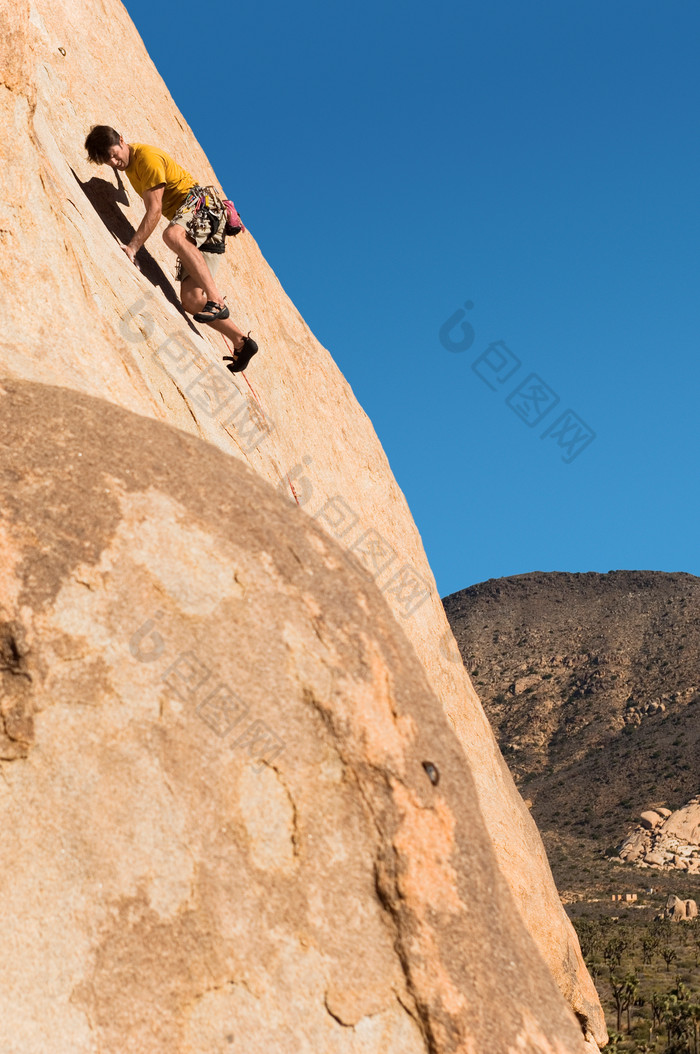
left=104, top=136, right=130, bottom=170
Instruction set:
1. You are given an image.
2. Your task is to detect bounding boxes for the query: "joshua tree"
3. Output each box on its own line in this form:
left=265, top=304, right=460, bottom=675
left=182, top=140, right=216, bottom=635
left=651, top=991, right=666, bottom=1034
left=608, top=974, right=625, bottom=1034
left=653, top=918, right=672, bottom=943
left=662, top=992, right=681, bottom=1049
left=663, top=983, right=693, bottom=1052
left=605, top=936, right=628, bottom=970
left=649, top=986, right=666, bottom=1037
left=642, top=932, right=660, bottom=964
left=604, top=1030, right=624, bottom=1053
left=609, top=972, right=639, bottom=1034
left=662, top=945, right=679, bottom=972
left=576, top=919, right=601, bottom=960
left=690, top=1003, right=700, bottom=1054
left=624, top=974, right=639, bottom=1034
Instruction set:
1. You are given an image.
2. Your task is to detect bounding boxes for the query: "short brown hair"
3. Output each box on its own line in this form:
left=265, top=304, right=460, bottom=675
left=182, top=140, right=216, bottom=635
left=84, top=125, right=122, bottom=164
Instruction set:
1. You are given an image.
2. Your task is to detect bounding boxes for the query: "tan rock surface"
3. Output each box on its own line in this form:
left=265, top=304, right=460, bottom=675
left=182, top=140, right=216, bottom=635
left=618, top=797, right=700, bottom=877
left=618, top=830, right=650, bottom=862
left=661, top=896, right=699, bottom=922
left=0, top=381, right=591, bottom=1053
left=0, top=0, right=604, bottom=1044
left=661, top=798, right=700, bottom=844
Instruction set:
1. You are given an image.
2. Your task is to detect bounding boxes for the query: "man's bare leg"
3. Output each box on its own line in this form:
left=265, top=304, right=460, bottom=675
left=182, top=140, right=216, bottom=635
left=180, top=276, right=247, bottom=350
left=165, top=225, right=255, bottom=360
left=162, top=224, right=224, bottom=306
left=205, top=314, right=247, bottom=349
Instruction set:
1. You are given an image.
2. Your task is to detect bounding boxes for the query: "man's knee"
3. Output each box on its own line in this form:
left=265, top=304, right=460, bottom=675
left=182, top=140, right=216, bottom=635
left=163, top=222, right=191, bottom=248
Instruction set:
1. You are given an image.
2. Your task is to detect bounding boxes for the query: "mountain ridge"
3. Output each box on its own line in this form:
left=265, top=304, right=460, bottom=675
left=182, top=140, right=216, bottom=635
left=444, top=569, right=700, bottom=872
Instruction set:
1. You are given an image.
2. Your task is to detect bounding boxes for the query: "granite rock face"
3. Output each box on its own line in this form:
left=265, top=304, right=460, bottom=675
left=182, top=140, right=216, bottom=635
left=0, top=382, right=591, bottom=1053
left=661, top=896, right=699, bottom=923
left=1, top=0, right=604, bottom=1045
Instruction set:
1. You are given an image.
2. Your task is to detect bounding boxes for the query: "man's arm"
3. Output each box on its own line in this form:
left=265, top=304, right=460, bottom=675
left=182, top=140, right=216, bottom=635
left=122, top=184, right=165, bottom=262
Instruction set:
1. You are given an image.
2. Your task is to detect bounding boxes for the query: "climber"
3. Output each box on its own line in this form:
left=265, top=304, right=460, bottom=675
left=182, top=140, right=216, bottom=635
left=84, top=125, right=258, bottom=373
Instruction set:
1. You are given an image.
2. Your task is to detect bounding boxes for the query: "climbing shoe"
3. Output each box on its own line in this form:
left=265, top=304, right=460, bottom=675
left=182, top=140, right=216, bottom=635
left=224, top=333, right=259, bottom=374
left=194, top=300, right=230, bottom=323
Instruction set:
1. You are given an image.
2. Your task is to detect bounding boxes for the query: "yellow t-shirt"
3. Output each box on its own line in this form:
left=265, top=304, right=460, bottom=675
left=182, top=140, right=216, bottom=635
left=125, top=143, right=198, bottom=220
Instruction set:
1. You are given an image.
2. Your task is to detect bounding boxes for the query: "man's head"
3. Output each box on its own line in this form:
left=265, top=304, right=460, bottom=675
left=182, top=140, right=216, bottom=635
left=84, top=125, right=130, bottom=169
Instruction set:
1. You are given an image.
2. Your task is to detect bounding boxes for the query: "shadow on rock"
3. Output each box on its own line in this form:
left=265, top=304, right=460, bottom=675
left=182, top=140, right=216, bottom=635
left=70, top=168, right=196, bottom=331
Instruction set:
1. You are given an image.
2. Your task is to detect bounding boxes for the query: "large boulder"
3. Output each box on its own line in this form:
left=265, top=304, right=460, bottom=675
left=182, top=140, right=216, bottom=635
left=661, top=896, right=699, bottom=922
left=0, top=0, right=605, bottom=1043
left=0, top=382, right=591, bottom=1052
left=661, top=799, right=700, bottom=845
left=619, top=799, right=700, bottom=880
left=618, top=829, right=650, bottom=862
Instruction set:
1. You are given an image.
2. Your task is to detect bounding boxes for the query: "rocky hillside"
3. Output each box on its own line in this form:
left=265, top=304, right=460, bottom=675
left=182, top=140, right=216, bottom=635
left=619, top=798, right=700, bottom=873
left=443, top=570, right=700, bottom=865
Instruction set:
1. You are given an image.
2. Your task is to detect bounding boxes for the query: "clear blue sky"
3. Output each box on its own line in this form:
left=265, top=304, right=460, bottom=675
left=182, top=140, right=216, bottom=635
left=124, top=0, right=700, bottom=598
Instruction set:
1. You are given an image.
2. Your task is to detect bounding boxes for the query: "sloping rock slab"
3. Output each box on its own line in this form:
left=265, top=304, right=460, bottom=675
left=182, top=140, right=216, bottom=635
left=0, top=0, right=605, bottom=1040
left=0, top=380, right=589, bottom=1053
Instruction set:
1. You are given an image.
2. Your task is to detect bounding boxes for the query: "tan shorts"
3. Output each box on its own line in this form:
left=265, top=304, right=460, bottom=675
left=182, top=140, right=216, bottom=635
left=169, top=184, right=227, bottom=283
left=176, top=248, right=223, bottom=284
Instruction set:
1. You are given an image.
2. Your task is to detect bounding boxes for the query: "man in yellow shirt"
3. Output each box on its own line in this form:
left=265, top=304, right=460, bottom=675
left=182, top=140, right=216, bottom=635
left=84, top=125, right=258, bottom=373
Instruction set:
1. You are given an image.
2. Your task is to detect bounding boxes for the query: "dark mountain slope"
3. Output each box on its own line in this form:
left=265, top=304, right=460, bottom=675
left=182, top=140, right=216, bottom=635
left=443, top=571, right=700, bottom=879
